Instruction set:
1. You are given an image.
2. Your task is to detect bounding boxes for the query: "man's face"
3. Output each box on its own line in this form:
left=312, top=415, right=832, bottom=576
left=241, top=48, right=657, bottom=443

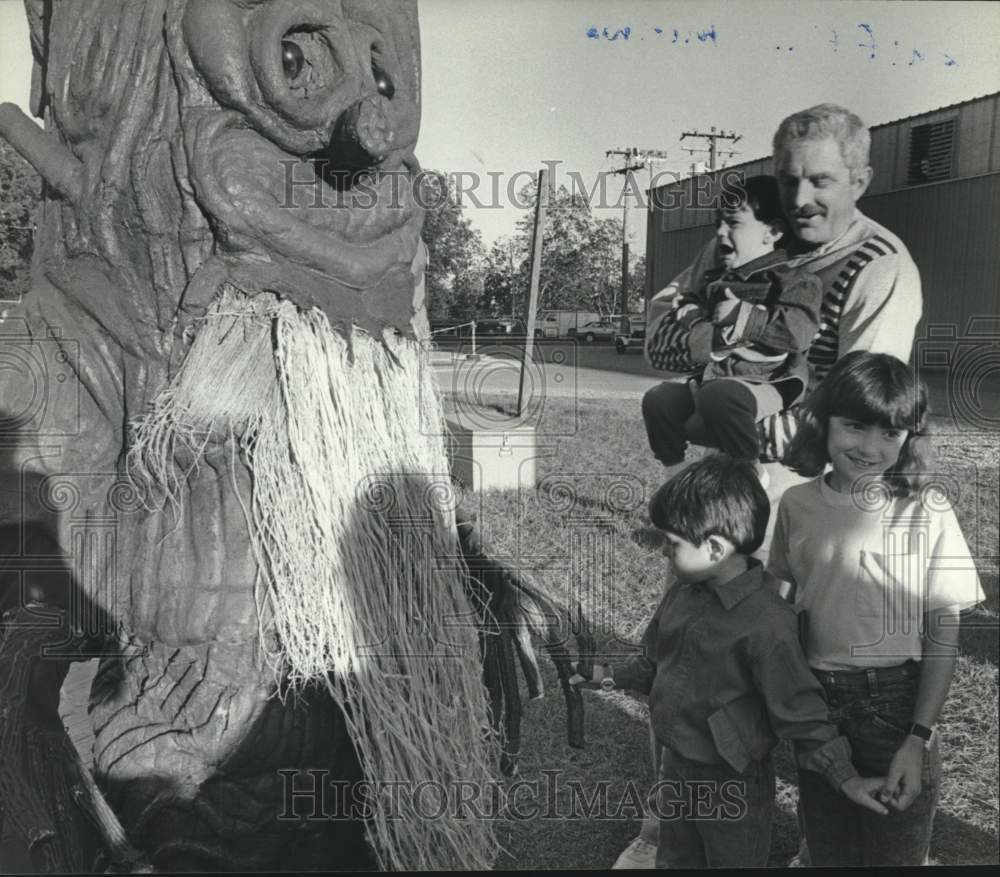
left=715, top=204, right=779, bottom=269
left=775, top=137, right=870, bottom=246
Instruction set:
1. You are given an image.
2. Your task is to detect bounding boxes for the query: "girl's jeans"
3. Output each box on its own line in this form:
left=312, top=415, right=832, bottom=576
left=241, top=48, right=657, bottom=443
left=797, top=661, right=940, bottom=866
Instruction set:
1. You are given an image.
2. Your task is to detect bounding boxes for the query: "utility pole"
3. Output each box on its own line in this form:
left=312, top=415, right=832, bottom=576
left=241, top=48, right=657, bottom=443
left=517, top=169, right=548, bottom=418
left=680, top=127, right=741, bottom=171
left=606, top=147, right=668, bottom=315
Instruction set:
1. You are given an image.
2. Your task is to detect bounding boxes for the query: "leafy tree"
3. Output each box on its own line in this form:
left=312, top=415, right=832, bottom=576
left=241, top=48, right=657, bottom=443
left=510, top=183, right=624, bottom=316
left=627, top=254, right=648, bottom=314
left=0, top=139, right=40, bottom=300
left=419, top=170, right=485, bottom=324
left=420, top=175, right=648, bottom=327
left=482, top=235, right=522, bottom=319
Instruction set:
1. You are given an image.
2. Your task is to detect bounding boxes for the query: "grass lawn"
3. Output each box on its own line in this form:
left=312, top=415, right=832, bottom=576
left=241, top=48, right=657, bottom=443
left=440, top=389, right=999, bottom=868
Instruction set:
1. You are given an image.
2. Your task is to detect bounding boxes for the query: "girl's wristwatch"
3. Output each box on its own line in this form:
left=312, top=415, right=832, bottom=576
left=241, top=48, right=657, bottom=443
left=908, top=723, right=934, bottom=747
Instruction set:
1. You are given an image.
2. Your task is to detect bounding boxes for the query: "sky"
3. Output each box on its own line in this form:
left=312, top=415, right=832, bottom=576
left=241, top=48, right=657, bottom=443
left=2, top=0, right=999, bottom=252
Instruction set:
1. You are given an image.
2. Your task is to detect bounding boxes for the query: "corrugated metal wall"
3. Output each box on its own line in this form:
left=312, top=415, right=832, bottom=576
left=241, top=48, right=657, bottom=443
left=861, top=174, right=1000, bottom=330
left=648, top=224, right=715, bottom=294
left=645, top=93, right=1000, bottom=331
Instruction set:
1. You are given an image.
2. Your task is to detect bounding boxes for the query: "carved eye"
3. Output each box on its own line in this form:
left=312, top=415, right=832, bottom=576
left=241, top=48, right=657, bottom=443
left=279, top=29, right=340, bottom=95
left=372, top=57, right=394, bottom=99
left=281, top=39, right=304, bottom=80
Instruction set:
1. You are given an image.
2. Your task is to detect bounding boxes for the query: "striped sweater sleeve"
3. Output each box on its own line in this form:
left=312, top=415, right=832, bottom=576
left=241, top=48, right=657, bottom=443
left=645, top=239, right=719, bottom=373
left=645, top=299, right=711, bottom=372
left=837, top=243, right=922, bottom=362
left=807, top=234, right=922, bottom=383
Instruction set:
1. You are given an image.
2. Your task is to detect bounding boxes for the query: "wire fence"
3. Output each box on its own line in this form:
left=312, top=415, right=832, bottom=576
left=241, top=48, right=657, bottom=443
left=428, top=320, right=480, bottom=355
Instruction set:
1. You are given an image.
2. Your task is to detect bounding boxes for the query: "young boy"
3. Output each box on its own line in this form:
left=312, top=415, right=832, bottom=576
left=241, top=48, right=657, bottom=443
left=641, top=176, right=823, bottom=484
left=571, top=456, right=886, bottom=868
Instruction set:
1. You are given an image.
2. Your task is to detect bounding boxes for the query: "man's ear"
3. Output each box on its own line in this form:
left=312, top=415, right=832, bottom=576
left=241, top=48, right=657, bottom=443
left=851, top=165, right=874, bottom=201
left=706, top=534, right=735, bottom=562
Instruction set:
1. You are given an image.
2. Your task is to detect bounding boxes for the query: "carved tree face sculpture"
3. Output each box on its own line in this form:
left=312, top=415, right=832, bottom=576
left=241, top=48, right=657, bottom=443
left=0, top=0, right=434, bottom=639
left=10, top=0, right=424, bottom=359
left=173, top=0, right=426, bottom=333
left=1, top=2, right=504, bottom=871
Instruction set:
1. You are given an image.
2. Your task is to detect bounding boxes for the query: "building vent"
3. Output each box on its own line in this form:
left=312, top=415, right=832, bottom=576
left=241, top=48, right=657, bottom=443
left=906, top=119, right=956, bottom=185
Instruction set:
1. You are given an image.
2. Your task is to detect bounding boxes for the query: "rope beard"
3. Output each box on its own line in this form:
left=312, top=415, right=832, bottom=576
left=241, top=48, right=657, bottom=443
left=128, top=286, right=499, bottom=870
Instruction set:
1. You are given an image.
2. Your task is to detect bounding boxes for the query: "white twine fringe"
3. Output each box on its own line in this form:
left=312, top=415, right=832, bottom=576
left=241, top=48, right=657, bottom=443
left=128, top=287, right=499, bottom=870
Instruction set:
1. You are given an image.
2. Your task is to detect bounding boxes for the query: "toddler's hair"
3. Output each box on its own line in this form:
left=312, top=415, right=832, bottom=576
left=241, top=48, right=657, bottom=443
left=783, top=351, right=931, bottom=496
left=723, top=174, right=785, bottom=227
left=648, top=455, right=770, bottom=554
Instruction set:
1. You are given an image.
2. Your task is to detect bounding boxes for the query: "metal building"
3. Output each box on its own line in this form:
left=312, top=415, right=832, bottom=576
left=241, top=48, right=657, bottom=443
left=644, top=92, right=1000, bottom=335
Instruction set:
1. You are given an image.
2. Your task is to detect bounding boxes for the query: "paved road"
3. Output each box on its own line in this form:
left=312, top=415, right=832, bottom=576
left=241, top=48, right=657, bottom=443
left=430, top=341, right=672, bottom=400
left=430, top=339, right=1000, bottom=429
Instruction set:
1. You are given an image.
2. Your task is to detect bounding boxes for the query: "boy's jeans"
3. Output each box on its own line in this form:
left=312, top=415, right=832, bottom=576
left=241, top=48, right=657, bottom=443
left=654, top=746, right=775, bottom=868
left=797, top=662, right=940, bottom=866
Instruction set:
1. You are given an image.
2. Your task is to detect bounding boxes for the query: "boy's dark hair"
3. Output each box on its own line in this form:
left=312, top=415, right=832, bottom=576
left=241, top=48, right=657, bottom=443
left=783, top=351, right=932, bottom=497
left=723, top=175, right=784, bottom=226
left=648, top=455, right=770, bottom=554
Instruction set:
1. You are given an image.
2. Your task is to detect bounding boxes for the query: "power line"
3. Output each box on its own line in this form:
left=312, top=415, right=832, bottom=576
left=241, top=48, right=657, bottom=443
left=605, top=147, right=668, bottom=314
left=679, top=127, right=742, bottom=171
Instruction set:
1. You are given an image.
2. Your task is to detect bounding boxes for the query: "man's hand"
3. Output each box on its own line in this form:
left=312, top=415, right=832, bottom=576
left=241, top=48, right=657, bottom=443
left=880, top=737, right=924, bottom=811
left=840, top=776, right=889, bottom=815
left=712, top=288, right=742, bottom=326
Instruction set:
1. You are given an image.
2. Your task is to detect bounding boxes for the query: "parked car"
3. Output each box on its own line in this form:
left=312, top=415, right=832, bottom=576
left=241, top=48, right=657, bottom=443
left=615, top=318, right=647, bottom=354
left=567, top=320, right=616, bottom=343
left=474, top=319, right=527, bottom=339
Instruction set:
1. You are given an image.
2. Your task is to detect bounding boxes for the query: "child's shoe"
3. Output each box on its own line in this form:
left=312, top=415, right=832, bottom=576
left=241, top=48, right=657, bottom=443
left=611, top=836, right=657, bottom=869
left=612, top=815, right=658, bottom=869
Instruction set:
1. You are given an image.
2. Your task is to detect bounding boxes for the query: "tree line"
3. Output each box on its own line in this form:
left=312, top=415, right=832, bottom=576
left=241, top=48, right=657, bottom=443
left=421, top=171, right=646, bottom=328
left=0, top=139, right=39, bottom=302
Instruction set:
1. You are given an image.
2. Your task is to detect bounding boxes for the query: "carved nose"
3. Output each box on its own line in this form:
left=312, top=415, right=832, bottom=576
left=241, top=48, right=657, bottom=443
left=312, top=95, right=397, bottom=187
left=352, top=96, right=396, bottom=161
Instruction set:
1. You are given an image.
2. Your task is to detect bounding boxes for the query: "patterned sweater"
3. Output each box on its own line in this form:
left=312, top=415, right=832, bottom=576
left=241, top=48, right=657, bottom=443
left=645, top=210, right=922, bottom=458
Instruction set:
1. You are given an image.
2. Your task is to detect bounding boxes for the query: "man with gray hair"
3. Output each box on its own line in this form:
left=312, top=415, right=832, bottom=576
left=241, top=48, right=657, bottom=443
left=621, top=104, right=923, bottom=870
left=643, top=103, right=922, bottom=463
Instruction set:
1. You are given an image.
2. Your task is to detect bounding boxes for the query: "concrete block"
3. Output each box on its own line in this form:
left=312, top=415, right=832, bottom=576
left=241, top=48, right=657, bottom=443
left=445, top=418, right=536, bottom=492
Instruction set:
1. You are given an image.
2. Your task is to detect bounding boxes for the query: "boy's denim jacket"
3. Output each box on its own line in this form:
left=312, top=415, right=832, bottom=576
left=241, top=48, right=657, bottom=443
left=666, top=249, right=823, bottom=408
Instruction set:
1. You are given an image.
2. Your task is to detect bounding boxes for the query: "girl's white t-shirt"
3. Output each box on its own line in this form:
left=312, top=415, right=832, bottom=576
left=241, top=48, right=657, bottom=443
left=768, top=476, right=985, bottom=671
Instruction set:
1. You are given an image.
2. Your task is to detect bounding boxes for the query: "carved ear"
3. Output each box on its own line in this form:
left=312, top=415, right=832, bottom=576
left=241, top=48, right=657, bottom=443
left=24, top=0, right=49, bottom=118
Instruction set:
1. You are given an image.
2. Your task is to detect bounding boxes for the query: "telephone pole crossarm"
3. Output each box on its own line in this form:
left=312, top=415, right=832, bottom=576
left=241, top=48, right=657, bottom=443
left=679, top=128, right=742, bottom=171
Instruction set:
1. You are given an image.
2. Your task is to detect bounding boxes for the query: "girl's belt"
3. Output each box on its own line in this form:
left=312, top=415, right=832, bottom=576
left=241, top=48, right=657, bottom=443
left=811, top=660, right=920, bottom=696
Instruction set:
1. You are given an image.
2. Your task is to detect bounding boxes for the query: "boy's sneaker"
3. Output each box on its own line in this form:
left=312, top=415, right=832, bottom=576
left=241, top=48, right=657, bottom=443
left=611, top=836, right=657, bottom=870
